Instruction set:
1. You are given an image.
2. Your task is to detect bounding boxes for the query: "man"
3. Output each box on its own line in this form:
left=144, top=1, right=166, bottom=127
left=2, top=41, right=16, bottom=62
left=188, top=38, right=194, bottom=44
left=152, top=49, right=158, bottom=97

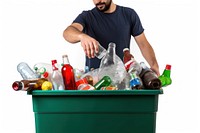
left=63, top=0, right=160, bottom=76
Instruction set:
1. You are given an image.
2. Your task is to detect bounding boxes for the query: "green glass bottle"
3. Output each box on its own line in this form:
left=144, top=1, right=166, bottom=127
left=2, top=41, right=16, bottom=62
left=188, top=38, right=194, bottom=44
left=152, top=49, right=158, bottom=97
left=94, top=76, right=112, bottom=90
left=159, top=64, right=172, bottom=87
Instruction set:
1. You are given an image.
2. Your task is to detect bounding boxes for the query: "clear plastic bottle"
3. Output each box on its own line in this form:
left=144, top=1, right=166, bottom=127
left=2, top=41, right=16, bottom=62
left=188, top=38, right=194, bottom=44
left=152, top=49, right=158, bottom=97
left=33, top=62, right=53, bottom=80
left=139, top=62, right=161, bottom=89
left=129, top=72, right=143, bottom=90
left=123, top=48, right=143, bottom=89
left=98, top=42, right=127, bottom=89
left=80, top=68, right=99, bottom=86
left=17, top=62, right=39, bottom=79
left=73, top=68, right=85, bottom=81
left=61, top=55, right=77, bottom=90
left=12, top=78, right=48, bottom=91
left=94, top=43, right=107, bottom=59
left=50, top=60, right=65, bottom=90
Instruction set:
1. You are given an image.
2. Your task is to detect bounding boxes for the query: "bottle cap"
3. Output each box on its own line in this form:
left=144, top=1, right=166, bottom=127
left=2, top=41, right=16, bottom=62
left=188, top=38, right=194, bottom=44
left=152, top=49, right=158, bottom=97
left=34, top=66, right=38, bottom=71
left=84, top=66, right=89, bottom=73
left=38, top=67, right=46, bottom=74
left=17, top=62, right=27, bottom=71
left=84, top=75, right=93, bottom=85
left=43, top=72, right=49, bottom=78
left=123, top=48, right=130, bottom=52
left=51, top=60, right=57, bottom=64
left=12, top=81, right=23, bottom=91
left=51, top=60, right=59, bottom=70
left=165, top=64, right=171, bottom=70
left=62, top=54, right=68, bottom=58
left=108, top=42, right=116, bottom=48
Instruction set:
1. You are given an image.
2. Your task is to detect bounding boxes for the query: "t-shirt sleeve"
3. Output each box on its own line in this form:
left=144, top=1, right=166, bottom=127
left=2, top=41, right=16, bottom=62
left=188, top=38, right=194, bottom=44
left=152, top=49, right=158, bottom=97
left=72, top=11, right=87, bottom=29
left=130, top=9, right=144, bottom=37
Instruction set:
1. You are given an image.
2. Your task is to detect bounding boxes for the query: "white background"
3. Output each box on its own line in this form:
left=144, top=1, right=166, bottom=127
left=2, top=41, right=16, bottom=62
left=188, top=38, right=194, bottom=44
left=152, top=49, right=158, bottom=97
left=0, top=0, right=199, bottom=133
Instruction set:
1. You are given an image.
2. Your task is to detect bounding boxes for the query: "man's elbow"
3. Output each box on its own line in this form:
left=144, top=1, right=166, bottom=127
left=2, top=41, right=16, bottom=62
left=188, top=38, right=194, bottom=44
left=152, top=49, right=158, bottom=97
left=63, top=30, right=69, bottom=42
left=63, top=29, right=75, bottom=43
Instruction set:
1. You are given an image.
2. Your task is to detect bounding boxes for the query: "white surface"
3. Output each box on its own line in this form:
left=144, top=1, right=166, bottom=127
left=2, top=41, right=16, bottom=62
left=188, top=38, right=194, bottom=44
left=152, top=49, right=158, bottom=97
left=0, top=0, right=199, bottom=133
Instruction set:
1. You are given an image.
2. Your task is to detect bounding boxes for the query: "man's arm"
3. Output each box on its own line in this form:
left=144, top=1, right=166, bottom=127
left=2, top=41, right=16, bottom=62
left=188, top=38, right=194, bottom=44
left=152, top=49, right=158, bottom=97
left=134, top=32, right=160, bottom=76
left=63, top=23, right=84, bottom=43
left=63, top=23, right=98, bottom=58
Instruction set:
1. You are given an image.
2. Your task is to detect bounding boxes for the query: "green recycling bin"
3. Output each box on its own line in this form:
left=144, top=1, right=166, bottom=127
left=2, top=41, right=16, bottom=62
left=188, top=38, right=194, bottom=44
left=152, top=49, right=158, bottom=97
left=28, top=89, right=163, bottom=133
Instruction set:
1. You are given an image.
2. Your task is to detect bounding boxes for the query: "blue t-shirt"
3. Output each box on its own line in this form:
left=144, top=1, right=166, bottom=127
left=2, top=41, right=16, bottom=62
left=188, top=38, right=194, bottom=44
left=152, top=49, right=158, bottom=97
left=73, top=5, right=144, bottom=69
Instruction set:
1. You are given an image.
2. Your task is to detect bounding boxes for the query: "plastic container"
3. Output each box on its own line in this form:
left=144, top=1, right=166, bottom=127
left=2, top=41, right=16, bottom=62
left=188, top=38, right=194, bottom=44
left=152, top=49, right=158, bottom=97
left=28, top=89, right=163, bottom=133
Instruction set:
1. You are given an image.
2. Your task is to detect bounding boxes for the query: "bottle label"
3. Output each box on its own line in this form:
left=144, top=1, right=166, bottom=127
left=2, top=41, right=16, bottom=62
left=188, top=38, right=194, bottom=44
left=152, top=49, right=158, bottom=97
left=125, top=60, right=135, bottom=71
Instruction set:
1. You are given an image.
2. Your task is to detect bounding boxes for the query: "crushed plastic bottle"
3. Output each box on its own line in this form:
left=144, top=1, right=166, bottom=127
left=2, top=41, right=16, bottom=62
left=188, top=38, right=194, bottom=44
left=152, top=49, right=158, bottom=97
left=98, top=42, right=127, bottom=89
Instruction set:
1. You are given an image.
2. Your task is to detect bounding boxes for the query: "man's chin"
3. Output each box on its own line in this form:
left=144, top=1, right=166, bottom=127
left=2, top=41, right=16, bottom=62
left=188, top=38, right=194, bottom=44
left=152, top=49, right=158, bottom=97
left=97, top=6, right=106, bottom=11
left=97, top=7, right=107, bottom=12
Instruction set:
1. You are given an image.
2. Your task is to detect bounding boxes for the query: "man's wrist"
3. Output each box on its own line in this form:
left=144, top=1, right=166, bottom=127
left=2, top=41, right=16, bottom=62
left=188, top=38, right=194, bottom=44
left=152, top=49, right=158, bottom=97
left=78, top=33, right=86, bottom=41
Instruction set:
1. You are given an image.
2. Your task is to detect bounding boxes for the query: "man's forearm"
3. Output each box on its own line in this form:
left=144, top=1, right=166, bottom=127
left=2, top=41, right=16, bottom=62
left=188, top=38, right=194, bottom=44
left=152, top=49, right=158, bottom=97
left=63, top=25, right=83, bottom=43
left=135, top=33, right=160, bottom=75
left=143, top=45, right=158, bottom=67
left=141, top=44, right=160, bottom=75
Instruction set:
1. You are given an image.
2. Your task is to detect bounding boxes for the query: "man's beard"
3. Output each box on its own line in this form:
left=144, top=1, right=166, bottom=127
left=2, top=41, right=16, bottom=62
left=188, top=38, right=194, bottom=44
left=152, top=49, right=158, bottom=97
left=96, top=0, right=112, bottom=12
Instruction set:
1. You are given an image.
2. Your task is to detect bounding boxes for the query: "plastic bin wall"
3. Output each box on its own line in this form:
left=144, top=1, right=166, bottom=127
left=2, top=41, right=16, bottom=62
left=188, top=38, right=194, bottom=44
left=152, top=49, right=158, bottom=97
left=28, top=90, right=163, bottom=133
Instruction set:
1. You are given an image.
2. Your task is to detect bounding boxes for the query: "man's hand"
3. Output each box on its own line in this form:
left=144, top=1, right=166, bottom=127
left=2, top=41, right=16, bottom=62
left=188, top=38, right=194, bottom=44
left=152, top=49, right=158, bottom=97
left=150, top=66, right=160, bottom=77
left=79, top=33, right=99, bottom=58
left=63, top=23, right=99, bottom=58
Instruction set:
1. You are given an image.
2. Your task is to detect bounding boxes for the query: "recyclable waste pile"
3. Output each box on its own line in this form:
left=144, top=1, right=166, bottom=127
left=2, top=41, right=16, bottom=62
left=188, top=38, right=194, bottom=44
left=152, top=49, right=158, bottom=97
left=12, top=43, right=172, bottom=91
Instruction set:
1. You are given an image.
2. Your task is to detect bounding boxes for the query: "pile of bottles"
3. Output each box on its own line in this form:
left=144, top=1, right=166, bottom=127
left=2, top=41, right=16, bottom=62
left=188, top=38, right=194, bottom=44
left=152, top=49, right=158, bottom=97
left=122, top=48, right=172, bottom=90
left=12, top=43, right=172, bottom=91
left=12, top=55, right=79, bottom=91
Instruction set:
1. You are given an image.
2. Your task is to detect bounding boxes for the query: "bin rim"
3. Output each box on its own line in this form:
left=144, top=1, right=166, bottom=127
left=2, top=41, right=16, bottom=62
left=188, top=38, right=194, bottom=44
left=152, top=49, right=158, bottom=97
left=27, top=89, right=163, bottom=96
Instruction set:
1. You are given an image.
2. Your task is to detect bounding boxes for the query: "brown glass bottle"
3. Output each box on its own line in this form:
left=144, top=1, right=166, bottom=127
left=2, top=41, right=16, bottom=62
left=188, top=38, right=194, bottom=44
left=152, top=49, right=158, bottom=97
left=12, top=78, right=48, bottom=91
left=139, top=62, right=161, bottom=89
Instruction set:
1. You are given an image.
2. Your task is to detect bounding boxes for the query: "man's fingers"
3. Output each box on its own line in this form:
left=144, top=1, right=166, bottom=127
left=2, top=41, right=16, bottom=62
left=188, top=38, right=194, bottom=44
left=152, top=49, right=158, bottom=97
left=80, top=37, right=98, bottom=58
left=94, top=42, right=99, bottom=54
left=85, top=43, right=91, bottom=58
left=89, top=42, right=95, bottom=58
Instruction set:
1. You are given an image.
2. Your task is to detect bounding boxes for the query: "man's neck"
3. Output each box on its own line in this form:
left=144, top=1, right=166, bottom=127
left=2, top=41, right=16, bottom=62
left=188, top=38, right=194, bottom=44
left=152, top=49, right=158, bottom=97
left=104, top=3, right=116, bottom=13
